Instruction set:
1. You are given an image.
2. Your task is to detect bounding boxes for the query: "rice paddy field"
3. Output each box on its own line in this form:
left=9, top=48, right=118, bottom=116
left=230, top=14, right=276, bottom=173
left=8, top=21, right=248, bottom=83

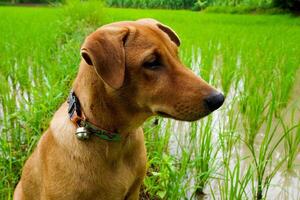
left=0, top=3, right=300, bottom=200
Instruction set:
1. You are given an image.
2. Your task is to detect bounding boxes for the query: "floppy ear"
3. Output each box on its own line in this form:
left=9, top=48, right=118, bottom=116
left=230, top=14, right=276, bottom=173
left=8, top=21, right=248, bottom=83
left=137, top=18, right=180, bottom=46
left=156, top=23, right=180, bottom=46
left=80, top=26, right=129, bottom=89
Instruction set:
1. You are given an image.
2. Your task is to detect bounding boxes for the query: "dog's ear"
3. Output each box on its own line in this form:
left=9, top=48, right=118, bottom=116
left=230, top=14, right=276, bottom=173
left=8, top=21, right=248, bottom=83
left=137, top=18, right=180, bottom=47
left=156, top=23, right=180, bottom=47
left=80, top=26, right=129, bottom=89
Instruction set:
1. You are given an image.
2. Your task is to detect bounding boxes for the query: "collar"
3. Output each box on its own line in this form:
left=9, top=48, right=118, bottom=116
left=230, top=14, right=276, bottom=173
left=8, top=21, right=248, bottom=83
left=67, top=90, right=121, bottom=142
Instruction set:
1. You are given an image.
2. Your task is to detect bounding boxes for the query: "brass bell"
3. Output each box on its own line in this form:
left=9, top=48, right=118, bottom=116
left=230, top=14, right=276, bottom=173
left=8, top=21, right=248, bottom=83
left=75, top=127, right=90, bottom=140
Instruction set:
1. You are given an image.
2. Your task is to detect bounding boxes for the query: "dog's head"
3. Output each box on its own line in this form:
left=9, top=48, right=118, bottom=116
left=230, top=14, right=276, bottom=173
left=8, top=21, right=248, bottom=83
left=80, top=18, right=224, bottom=122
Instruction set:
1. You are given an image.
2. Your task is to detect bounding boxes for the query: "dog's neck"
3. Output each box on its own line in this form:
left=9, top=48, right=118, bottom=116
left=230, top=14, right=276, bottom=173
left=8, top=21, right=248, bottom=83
left=72, top=62, right=150, bottom=136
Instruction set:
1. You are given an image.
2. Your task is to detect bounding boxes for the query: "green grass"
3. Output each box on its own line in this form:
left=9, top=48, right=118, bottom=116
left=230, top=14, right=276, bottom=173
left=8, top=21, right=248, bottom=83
left=106, top=0, right=196, bottom=9
left=105, top=0, right=281, bottom=10
left=203, top=5, right=288, bottom=14
left=105, top=0, right=298, bottom=13
left=1, top=5, right=300, bottom=200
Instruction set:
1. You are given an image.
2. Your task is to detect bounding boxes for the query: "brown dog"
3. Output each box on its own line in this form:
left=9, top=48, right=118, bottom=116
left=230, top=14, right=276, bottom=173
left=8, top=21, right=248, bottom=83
left=14, top=19, right=224, bottom=200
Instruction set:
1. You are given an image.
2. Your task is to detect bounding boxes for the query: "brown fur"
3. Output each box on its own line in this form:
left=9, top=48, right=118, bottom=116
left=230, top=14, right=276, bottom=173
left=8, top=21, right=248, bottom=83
left=14, top=19, right=220, bottom=200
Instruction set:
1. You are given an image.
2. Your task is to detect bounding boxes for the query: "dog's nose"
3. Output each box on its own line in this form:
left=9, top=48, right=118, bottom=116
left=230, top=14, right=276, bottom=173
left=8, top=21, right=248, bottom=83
left=204, top=92, right=225, bottom=112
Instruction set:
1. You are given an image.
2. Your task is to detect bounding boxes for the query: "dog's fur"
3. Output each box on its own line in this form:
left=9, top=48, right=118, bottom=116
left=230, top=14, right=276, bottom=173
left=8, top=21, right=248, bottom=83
left=14, top=19, right=221, bottom=200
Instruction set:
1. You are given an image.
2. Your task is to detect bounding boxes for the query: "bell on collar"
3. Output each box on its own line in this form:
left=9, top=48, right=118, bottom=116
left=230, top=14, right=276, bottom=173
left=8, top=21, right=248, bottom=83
left=75, top=127, right=90, bottom=140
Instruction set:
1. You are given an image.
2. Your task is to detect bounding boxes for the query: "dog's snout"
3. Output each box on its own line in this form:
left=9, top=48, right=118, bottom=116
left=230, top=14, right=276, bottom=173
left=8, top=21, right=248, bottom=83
left=204, top=92, right=225, bottom=112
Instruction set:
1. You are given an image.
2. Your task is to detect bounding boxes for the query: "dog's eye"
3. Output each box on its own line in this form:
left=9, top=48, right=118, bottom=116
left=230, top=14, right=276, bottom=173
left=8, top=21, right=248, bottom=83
left=143, top=59, right=161, bottom=70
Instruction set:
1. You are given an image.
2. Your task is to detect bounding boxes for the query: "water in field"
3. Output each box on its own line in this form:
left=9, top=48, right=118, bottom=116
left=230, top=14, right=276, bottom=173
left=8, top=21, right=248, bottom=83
left=162, top=95, right=300, bottom=199
left=153, top=49, right=300, bottom=199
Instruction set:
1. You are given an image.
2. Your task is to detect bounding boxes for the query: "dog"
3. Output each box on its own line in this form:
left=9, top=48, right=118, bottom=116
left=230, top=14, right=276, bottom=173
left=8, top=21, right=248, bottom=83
left=14, top=18, right=224, bottom=200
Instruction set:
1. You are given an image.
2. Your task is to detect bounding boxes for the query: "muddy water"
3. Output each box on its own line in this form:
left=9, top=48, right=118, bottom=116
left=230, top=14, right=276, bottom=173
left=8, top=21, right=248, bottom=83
left=161, top=53, right=300, bottom=199
left=267, top=69, right=300, bottom=200
left=165, top=93, right=300, bottom=199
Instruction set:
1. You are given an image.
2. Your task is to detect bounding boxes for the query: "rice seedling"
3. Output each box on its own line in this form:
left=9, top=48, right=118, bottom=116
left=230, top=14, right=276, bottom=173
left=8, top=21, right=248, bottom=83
left=190, top=118, right=219, bottom=196
left=245, top=95, right=299, bottom=199
left=283, top=110, right=300, bottom=170
left=213, top=157, right=254, bottom=200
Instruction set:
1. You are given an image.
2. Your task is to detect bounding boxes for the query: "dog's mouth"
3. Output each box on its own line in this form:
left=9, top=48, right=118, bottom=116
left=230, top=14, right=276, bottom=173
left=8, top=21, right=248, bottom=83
left=156, top=110, right=210, bottom=122
left=156, top=111, right=174, bottom=118
left=156, top=111, right=184, bottom=121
